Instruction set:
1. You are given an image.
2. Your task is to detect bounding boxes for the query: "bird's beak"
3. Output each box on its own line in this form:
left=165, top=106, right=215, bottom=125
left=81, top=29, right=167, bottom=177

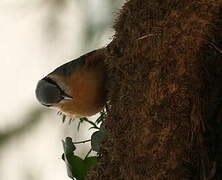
left=63, top=94, right=73, bottom=100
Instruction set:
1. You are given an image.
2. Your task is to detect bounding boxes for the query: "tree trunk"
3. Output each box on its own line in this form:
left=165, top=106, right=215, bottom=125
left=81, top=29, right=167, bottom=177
left=88, top=0, right=222, bottom=179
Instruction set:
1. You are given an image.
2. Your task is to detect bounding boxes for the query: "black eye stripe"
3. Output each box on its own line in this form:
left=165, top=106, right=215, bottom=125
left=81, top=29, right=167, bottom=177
left=43, top=77, right=73, bottom=99
left=43, top=77, right=70, bottom=98
left=43, top=77, right=63, bottom=93
left=43, top=77, right=58, bottom=87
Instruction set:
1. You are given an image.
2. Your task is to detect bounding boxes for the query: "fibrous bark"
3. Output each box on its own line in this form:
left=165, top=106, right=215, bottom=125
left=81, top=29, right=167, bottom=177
left=88, top=0, right=222, bottom=179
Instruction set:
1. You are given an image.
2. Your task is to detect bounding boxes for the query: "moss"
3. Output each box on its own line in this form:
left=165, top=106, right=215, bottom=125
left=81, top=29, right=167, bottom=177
left=88, top=0, right=222, bottom=179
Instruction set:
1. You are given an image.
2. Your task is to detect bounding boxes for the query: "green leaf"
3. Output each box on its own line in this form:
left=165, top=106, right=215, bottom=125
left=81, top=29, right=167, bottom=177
left=79, top=117, right=99, bottom=130
left=95, top=108, right=107, bottom=124
left=84, top=156, right=98, bottom=171
left=66, top=155, right=86, bottom=180
left=63, top=154, right=97, bottom=180
left=91, top=131, right=107, bottom=152
left=62, top=137, right=76, bottom=154
left=62, top=137, right=97, bottom=180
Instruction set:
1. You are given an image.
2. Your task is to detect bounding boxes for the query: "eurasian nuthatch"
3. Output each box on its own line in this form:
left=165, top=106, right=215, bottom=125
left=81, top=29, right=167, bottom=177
left=35, top=49, right=106, bottom=117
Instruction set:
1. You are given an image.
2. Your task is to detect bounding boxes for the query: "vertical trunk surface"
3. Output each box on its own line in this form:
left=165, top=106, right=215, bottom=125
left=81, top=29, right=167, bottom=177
left=88, top=0, right=222, bottom=179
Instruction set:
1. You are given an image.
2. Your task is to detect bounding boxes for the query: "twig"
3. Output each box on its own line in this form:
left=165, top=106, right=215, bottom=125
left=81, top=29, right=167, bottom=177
left=73, top=139, right=91, bottom=144
left=137, top=34, right=155, bottom=40
left=84, top=148, right=92, bottom=159
left=209, top=42, right=222, bottom=54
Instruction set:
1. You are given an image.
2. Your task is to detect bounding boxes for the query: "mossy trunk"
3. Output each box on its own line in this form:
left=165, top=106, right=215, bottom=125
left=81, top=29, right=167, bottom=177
left=88, top=0, right=222, bottom=179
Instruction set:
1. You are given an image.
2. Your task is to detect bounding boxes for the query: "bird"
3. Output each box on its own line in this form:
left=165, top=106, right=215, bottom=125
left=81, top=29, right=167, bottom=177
left=35, top=49, right=107, bottom=118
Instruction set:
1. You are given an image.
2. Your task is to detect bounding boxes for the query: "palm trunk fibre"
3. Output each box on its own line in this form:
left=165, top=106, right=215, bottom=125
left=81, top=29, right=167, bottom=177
left=88, top=0, right=222, bottom=179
